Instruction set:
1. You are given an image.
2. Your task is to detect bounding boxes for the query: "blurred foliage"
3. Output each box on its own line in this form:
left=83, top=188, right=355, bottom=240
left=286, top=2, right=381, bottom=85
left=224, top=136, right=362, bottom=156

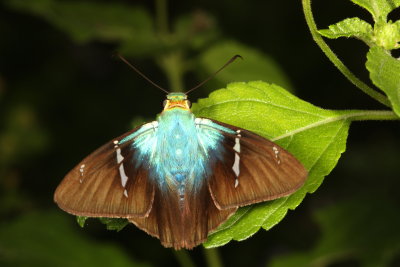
left=199, top=41, right=293, bottom=90
left=0, top=0, right=399, bottom=266
left=0, top=212, right=150, bottom=267
left=269, top=192, right=400, bottom=267
left=3, top=0, right=291, bottom=92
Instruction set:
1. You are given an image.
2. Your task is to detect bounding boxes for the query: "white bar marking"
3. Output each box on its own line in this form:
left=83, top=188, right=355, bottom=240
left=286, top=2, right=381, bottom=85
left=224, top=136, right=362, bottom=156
left=116, top=147, right=128, bottom=188
left=232, top=153, right=240, bottom=177
left=116, top=148, right=124, bottom=164
left=233, top=137, right=241, bottom=153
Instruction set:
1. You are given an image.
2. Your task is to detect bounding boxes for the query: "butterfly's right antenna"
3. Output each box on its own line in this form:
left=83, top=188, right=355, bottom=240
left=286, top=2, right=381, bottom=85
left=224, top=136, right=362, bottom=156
left=185, top=54, right=242, bottom=95
left=116, top=53, right=170, bottom=94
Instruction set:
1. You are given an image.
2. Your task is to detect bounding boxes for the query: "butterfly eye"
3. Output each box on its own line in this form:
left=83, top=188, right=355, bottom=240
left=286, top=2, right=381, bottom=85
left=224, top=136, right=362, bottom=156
left=163, top=100, right=168, bottom=107
left=187, top=100, right=191, bottom=108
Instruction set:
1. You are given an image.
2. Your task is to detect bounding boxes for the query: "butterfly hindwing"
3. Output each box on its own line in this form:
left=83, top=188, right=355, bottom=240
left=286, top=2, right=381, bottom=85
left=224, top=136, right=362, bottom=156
left=54, top=123, right=156, bottom=218
left=128, top=178, right=237, bottom=249
left=202, top=119, right=308, bottom=210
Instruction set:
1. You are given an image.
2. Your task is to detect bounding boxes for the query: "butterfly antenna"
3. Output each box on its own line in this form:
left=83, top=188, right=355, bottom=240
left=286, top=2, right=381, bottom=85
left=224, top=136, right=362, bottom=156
left=185, top=54, right=243, bottom=95
left=116, top=53, right=169, bottom=94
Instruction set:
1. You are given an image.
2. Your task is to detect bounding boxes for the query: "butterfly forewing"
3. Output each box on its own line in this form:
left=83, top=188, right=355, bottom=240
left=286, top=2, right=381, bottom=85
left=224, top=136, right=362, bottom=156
left=54, top=125, right=155, bottom=218
left=206, top=120, right=308, bottom=209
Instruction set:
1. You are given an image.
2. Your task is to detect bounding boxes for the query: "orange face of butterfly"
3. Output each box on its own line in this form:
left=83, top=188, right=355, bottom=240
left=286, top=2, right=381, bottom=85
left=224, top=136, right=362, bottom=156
left=163, top=93, right=191, bottom=111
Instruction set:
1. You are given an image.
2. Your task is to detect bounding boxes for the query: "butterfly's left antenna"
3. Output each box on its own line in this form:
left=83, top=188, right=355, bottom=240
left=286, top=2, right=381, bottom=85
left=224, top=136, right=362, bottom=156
left=116, top=54, right=170, bottom=94
left=185, top=54, right=242, bottom=95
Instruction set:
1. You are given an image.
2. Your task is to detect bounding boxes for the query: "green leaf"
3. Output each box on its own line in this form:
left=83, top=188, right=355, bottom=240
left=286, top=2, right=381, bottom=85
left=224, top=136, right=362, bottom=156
left=191, top=81, right=355, bottom=248
left=0, top=212, right=151, bottom=267
left=4, top=0, right=160, bottom=57
left=199, top=41, right=293, bottom=91
left=366, top=47, right=400, bottom=116
left=318, top=17, right=374, bottom=45
left=76, top=216, right=88, bottom=228
left=269, top=192, right=400, bottom=267
left=351, top=0, right=400, bottom=21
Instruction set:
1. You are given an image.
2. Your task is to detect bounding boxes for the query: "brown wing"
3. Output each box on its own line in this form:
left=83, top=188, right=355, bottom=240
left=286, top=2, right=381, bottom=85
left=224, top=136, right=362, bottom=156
left=129, top=180, right=237, bottom=249
left=207, top=120, right=308, bottom=210
left=54, top=126, right=155, bottom=218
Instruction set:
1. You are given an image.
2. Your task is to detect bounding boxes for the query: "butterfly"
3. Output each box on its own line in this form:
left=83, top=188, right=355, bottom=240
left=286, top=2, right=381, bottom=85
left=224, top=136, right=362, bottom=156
left=54, top=56, right=308, bottom=249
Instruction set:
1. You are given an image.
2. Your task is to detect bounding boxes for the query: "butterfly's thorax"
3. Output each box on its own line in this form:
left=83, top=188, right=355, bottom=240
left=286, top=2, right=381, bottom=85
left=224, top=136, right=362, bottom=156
left=154, top=108, right=207, bottom=192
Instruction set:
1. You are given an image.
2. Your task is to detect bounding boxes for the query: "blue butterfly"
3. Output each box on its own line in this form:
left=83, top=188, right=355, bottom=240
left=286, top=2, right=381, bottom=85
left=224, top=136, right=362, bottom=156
left=54, top=57, right=307, bottom=249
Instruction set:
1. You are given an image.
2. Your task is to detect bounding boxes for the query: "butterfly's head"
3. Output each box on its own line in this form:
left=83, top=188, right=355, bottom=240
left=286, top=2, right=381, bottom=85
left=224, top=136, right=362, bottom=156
left=163, top=92, right=191, bottom=111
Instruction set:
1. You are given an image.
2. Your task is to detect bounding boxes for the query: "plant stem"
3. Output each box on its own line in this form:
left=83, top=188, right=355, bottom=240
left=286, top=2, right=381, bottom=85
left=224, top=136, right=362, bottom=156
left=203, top=248, right=224, bottom=267
left=301, top=0, right=391, bottom=108
left=346, top=110, right=399, bottom=121
left=155, top=0, right=185, bottom=92
left=159, top=51, right=185, bottom=92
left=156, top=0, right=168, bottom=35
left=173, top=250, right=196, bottom=267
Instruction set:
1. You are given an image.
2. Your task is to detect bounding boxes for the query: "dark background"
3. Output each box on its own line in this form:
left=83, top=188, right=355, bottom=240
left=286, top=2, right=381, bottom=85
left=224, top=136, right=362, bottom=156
left=1, top=0, right=400, bottom=266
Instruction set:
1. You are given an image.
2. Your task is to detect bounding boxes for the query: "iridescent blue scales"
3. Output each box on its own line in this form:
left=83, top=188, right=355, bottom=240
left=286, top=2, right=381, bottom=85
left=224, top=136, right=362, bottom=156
left=119, top=107, right=230, bottom=195
left=54, top=92, right=308, bottom=249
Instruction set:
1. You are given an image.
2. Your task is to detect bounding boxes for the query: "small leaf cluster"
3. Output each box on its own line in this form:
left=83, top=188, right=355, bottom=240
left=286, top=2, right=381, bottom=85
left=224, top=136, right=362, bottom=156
left=319, top=0, right=400, bottom=50
left=319, top=0, right=400, bottom=116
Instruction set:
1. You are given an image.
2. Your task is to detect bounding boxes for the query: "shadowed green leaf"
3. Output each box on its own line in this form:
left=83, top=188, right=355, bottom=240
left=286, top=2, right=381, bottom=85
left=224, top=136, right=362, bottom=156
left=199, top=41, right=293, bottom=91
left=99, top=218, right=130, bottom=232
left=351, top=0, right=400, bottom=21
left=191, top=81, right=356, bottom=248
left=0, top=212, right=151, bottom=267
left=366, top=47, right=400, bottom=116
left=319, top=17, right=374, bottom=45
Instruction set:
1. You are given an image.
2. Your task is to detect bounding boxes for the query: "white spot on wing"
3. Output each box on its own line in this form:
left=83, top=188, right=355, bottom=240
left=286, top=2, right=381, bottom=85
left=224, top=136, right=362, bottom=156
left=116, top=148, right=124, bottom=164
left=79, top=164, right=85, bottom=176
left=119, top=163, right=128, bottom=188
left=176, top=148, right=182, bottom=155
left=79, top=164, right=85, bottom=183
left=116, top=147, right=128, bottom=188
left=232, top=153, right=240, bottom=177
left=232, top=130, right=242, bottom=180
left=124, top=189, right=128, bottom=198
left=233, top=137, right=241, bottom=153
left=273, top=146, right=281, bottom=164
